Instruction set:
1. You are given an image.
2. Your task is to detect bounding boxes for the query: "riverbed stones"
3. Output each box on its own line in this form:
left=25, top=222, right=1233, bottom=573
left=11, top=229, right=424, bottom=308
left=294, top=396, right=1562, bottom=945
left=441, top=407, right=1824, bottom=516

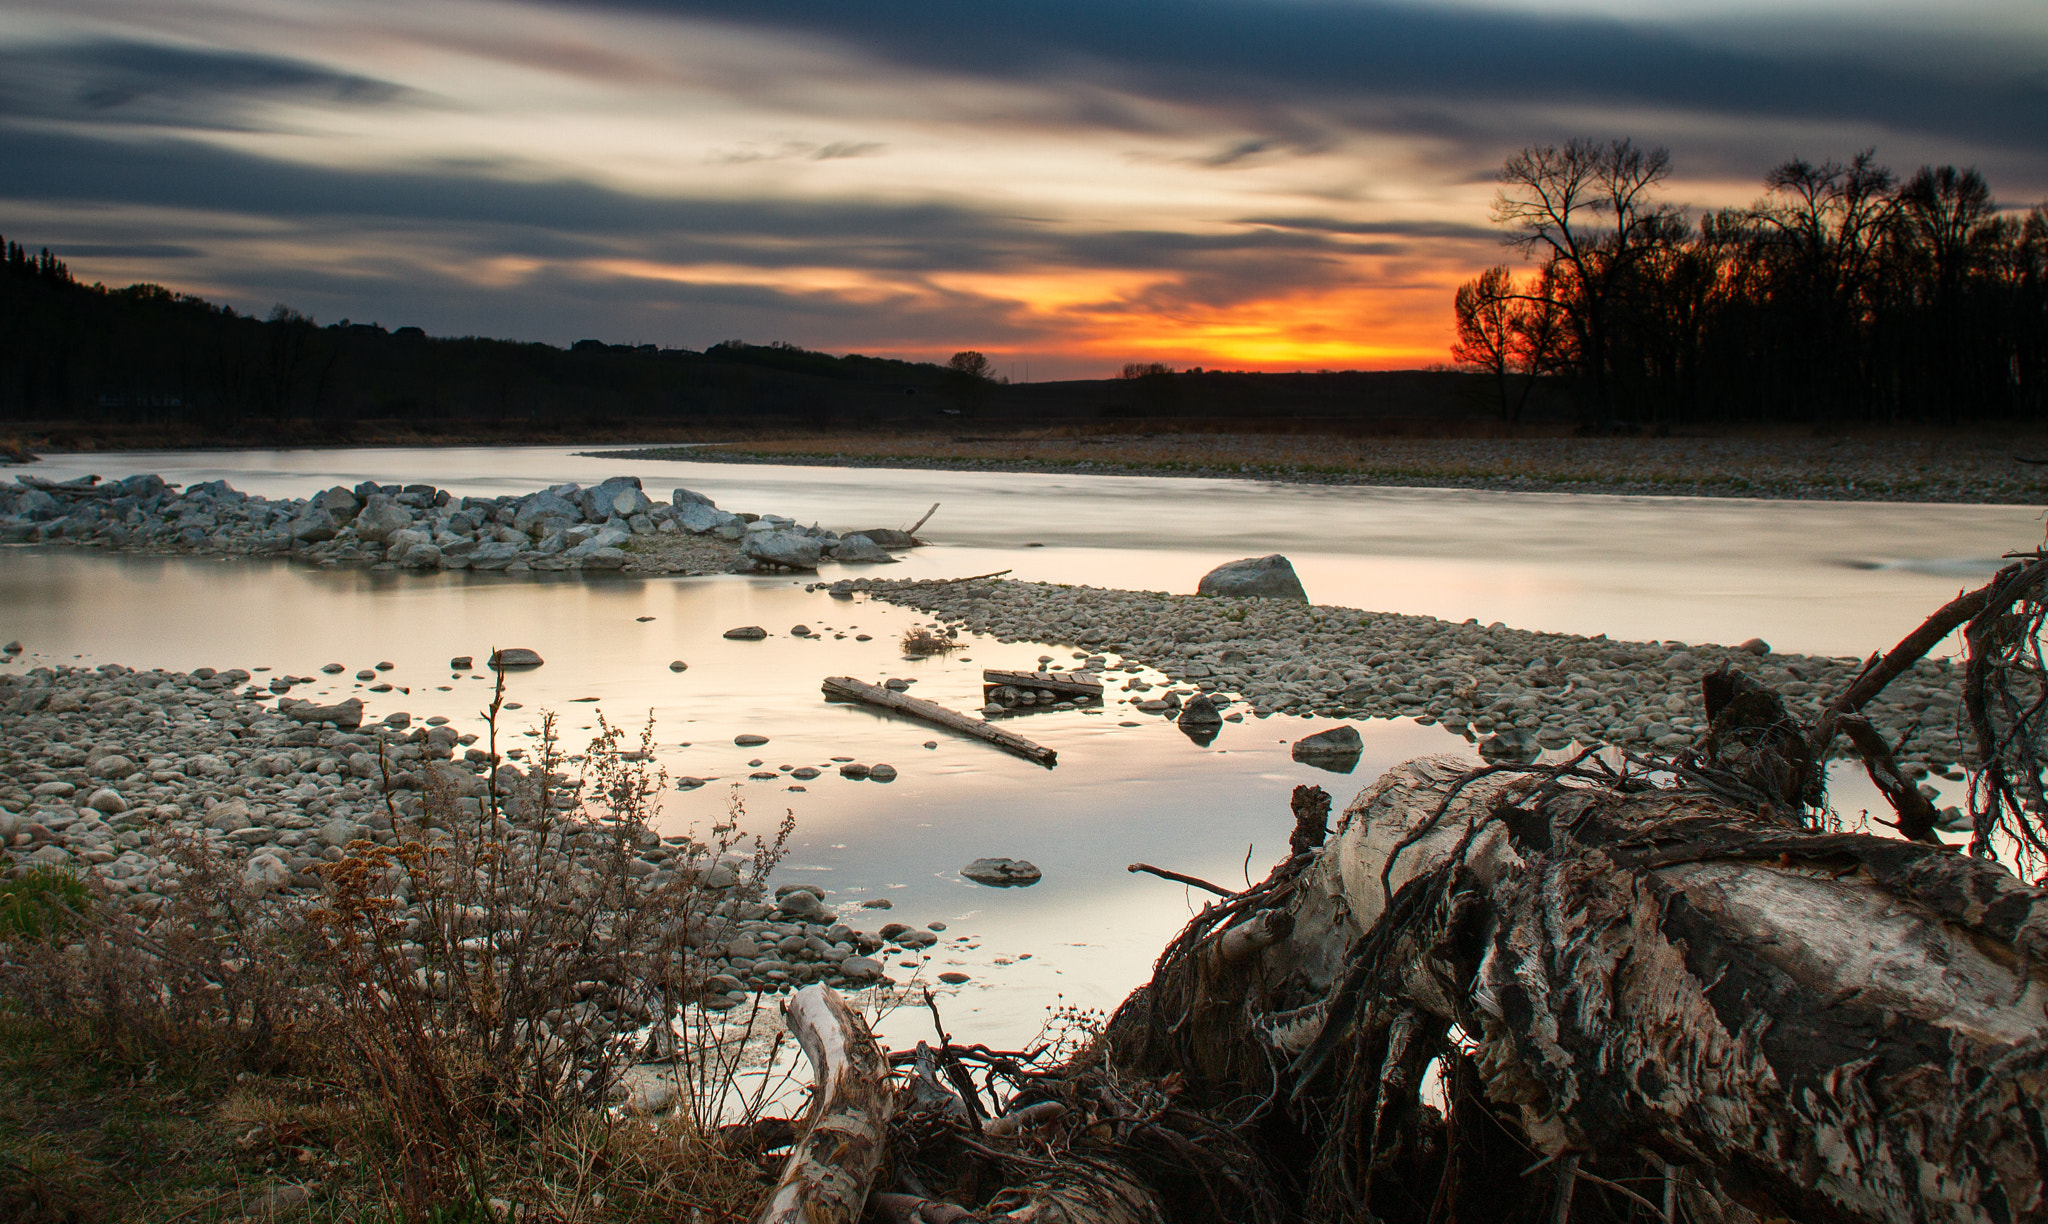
left=830, top=534, right=893, bottom=563
left=1198, top=554, right=1307, bottom=601
left=836, top=576, right=1960, bottom=775
left=724, top=626, right=768, bottom=640
left=741, top=530, right=824, bottom=570
left=490, top=648, right=544, bottom=668
left=961, top=858, right=1041, bottom=887
left=281, top=697, right=364, bottom=729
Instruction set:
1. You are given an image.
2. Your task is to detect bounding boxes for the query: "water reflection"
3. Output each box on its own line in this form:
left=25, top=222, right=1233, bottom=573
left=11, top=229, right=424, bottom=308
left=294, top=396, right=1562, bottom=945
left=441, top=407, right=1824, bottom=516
left=16, top=444, right=2039, bottom=655
left=0, top=444, right=2014, bottom=1045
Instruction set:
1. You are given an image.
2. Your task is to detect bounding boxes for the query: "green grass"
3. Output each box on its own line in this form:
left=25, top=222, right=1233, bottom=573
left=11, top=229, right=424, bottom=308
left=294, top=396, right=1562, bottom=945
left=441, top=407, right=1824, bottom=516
left=0, top=870, right=92, bottom=941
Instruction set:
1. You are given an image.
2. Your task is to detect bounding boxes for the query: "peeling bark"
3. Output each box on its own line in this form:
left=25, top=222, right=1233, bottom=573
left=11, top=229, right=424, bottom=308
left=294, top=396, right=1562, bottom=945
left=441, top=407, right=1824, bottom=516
left=753, top=984, right=896, bottom=1224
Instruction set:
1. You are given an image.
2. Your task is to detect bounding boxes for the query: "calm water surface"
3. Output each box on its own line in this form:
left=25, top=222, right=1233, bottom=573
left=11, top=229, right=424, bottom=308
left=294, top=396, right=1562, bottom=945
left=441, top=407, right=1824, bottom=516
left=2, top=447, right=2032, bottom=1046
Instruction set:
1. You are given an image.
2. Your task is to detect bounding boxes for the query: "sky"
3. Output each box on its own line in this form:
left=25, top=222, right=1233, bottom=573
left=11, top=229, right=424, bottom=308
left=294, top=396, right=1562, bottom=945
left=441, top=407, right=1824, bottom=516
left=3, top=0, right=2046, bottom=378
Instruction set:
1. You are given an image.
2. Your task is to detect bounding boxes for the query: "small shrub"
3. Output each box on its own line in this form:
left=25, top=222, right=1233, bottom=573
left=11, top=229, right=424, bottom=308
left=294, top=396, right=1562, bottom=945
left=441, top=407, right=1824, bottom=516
left=901, top=627, right=958, bottom=657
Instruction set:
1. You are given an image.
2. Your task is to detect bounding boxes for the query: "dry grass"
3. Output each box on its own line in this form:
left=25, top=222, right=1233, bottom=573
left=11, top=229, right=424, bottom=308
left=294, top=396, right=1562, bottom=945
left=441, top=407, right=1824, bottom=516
left=899, top=627, right=959, bottom=657
left=0, top=679, right=797, bottom=1222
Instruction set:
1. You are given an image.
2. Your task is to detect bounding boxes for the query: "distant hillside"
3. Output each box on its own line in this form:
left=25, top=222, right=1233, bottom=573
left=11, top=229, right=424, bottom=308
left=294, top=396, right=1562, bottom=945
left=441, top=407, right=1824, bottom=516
left=0, top=235, right=1538, bottom=443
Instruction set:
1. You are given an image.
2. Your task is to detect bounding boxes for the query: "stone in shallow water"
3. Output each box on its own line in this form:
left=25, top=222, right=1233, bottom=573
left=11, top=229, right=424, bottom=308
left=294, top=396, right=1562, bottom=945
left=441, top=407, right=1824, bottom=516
left=490, top=648, right=544, bottom=668
left=1291, top=725, right=1363, bottom=773
left=961, top=857, right=1042, bottom=887
left=724, top=625, right=768, bottom=640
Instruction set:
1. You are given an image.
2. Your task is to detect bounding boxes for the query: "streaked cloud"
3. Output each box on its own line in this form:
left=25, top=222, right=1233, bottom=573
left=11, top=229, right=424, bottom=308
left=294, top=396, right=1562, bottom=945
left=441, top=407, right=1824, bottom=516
left=1, top=0, right=2042, bottom=376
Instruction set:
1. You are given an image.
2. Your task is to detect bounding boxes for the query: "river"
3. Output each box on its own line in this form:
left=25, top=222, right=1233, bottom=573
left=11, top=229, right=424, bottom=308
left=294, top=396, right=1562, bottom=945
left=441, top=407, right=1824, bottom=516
left=2, top=446, right=2037, bottom=1047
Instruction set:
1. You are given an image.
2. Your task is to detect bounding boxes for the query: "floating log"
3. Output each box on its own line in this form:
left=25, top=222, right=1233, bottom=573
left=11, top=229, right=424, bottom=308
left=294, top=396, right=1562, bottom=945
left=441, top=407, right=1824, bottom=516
left=981, top=669, right=1102, bottom=700
left=822, top=676, right=1057, bottom=766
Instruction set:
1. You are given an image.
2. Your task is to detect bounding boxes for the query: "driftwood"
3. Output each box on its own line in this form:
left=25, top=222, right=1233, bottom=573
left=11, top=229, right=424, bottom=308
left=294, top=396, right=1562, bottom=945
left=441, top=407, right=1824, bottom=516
left=757, top=556, right=2048, bottom=1223
left=982, top=670, right=1103, bottom=701
left=754, top=985, right=896, bottom=1224
left=822, top=676, right=1057, bottom=766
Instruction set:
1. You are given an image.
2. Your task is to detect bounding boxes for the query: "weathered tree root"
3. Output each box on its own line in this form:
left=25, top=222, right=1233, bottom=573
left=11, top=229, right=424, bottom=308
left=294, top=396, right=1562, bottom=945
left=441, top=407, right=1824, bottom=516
left=754, top=984, right=896, bottom=1224
left=750, top=558, right=2048, bottom=1222
left=1108, top=755, right=2048, bottom=1222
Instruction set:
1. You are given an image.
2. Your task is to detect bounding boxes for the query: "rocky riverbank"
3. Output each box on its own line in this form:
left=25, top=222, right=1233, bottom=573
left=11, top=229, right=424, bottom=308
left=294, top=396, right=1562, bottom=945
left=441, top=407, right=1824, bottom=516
left=0, top=662, right=952, bottom=1008
left=594, top=434, right=2048, bottom=504
left=0, top=472, right=907, bottom=575
left=848, top=575, right=1970, bottom=790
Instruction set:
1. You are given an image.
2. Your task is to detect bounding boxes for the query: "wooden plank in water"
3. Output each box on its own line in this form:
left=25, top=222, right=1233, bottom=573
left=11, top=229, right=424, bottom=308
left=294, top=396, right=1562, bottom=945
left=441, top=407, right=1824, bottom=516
left=981, top=669, right=1102, bottom=698
left=822, top=676, right=1057, bottom=767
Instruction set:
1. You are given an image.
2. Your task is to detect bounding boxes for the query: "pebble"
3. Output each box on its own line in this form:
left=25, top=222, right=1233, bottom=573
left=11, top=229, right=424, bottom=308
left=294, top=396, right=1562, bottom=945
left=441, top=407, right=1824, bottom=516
left=0, top=662, right=905, bottom=1014
left=735, top=734, right=769, bottom=746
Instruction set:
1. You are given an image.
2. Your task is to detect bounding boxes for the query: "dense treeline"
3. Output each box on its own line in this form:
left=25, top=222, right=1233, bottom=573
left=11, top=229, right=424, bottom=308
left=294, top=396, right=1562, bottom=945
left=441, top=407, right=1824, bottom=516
left=0, top=242, right=949, bottom=432
left=1452, top=142, right=2048, bottom=426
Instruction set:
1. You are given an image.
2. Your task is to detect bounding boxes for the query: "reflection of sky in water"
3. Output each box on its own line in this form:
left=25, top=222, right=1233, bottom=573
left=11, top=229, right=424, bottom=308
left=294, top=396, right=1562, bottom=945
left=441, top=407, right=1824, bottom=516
left=20, top=444, right=2041, bottom=656
left=2, top=447, right=2021, bottom=1044
left=0, top=547, right=1974, bottom=1046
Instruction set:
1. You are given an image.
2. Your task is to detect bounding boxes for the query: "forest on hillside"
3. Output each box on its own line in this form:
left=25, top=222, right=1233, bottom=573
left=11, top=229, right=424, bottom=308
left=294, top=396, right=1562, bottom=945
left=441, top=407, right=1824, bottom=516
left=0, top=245, right=952, bottom=434
left=1453, top=143, right=2048, bottom=427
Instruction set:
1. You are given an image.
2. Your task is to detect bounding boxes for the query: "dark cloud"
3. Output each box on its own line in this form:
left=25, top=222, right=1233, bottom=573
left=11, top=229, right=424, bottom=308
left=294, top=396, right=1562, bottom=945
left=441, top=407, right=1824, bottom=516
left=0, top=127, right=1368, bottom=276
left=557, top=0, right=2048, bottom=161
left=0, top=39, right=421, bottom=131
left=49, top=242, right=202, bottom=259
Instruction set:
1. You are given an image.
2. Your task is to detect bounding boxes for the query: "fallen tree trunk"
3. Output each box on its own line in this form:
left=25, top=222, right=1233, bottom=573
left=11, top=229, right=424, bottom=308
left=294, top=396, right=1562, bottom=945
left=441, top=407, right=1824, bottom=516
left=821, top=676, right=1057, bottom=766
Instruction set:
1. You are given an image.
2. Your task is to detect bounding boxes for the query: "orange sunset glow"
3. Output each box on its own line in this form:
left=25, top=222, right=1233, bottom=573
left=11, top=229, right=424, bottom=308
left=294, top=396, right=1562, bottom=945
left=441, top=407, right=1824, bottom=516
left=3, top=0, right=2043, bottom=377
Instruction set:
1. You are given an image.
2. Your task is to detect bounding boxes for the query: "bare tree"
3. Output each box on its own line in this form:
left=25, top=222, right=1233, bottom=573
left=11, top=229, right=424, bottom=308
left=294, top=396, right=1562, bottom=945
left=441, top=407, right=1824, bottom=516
left=1493, top=138, right=1681, bottom=423
left=1453, top=265, right=1570, bottom=423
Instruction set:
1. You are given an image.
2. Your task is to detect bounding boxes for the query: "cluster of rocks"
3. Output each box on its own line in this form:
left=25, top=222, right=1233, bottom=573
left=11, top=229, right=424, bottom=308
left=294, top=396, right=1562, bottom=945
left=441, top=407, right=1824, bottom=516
left=842, top=576, right=1971, bottom=780
left=0, top=663, right=951, bottom=1007
left=0, top=473, right=908, bottom=575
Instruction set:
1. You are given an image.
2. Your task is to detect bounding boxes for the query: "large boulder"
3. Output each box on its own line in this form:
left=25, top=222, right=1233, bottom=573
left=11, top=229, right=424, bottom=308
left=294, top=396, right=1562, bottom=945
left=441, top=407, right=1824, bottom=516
left=672, top=487, right=716, bottom=508
left=311, top=486, right=361, bottom=519
left=287, top=508, right=341, bottom=542
left=1198, top=554, right=1307, bottom=601
left=675, top=502, right=741, bottom=535
left=741, top=530, right=824, bottom=570
left=352, top=495, right=415, bottom=543
left=566, top=525, right=632, bottom=558
left=512, top=490, right=582, bottom=537
left=579, top=476, right=650, bottom=521
left=828, top=533, right=894, bottom=563
left=467, top=541, right=523, bottom=570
